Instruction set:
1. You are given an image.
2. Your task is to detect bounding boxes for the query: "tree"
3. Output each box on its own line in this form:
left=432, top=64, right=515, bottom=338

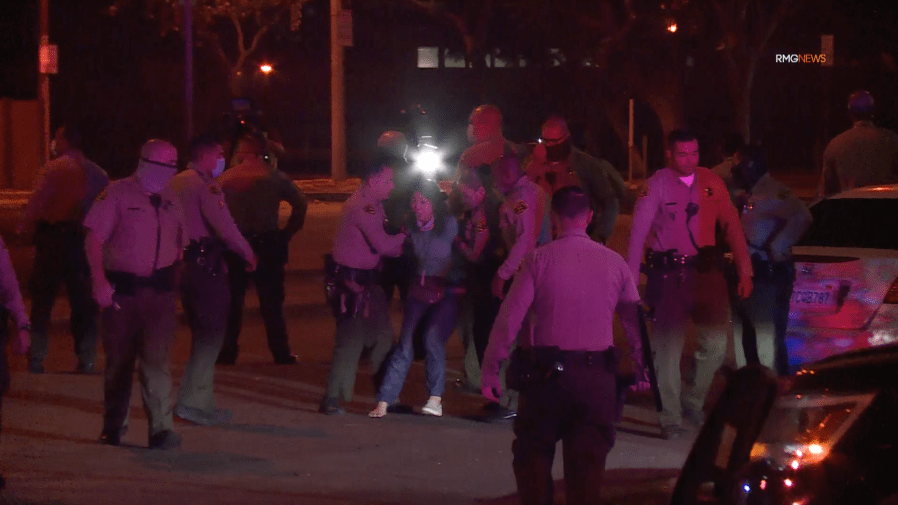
left=111, top=0, right=311, bottom=97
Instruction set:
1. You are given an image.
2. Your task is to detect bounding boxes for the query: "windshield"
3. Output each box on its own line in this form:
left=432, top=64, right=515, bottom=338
left=799, top=198, right=898, bottom=249
left=750, top=393, right=874, bottom=467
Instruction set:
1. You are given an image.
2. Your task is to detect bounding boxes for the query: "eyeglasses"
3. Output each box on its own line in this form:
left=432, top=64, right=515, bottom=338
left=140, top=157, right=178, bottom=169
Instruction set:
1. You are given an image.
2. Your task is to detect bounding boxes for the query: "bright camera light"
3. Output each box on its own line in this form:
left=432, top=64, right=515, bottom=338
left=260, top=64, right=273, bottom=74
left=413, top=148, right=442, bottom=178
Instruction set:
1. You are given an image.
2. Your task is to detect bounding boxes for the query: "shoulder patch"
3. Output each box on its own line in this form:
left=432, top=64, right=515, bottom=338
left=219, top=200, right=225, bottom=209
left=704, top=186, right=714, bottom=197
left=513, top=200, right=528, bottom=214
left=209, top=185, right=222, bottom=195
left=364, top=204, right=376, bottom=215
left=95, top=189, right=108, bottom=202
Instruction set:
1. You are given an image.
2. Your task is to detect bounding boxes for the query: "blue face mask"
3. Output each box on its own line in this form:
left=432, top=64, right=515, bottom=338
left=212, top=157, right=226, bottom=178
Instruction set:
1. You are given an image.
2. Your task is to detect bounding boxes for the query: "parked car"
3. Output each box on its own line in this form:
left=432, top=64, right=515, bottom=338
left=734, top=343, right=898, bottom=505
left=787, top=184, right=898, bottom=369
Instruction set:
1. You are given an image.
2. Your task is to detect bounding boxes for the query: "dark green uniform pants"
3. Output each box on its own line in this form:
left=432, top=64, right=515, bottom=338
left=323, top=286, right=394, bottom=402
left=177, top=262, right=230, bottom=415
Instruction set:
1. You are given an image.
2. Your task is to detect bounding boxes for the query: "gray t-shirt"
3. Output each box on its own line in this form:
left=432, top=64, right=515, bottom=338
left=410, top=216, right=459, bottom=279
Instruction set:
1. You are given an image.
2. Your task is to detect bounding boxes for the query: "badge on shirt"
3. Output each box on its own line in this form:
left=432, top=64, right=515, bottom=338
left=209, top=185, right=222, bottom=195
left=704, top=187, right=714, bottom=197
left=96, top=189, right=108, bottom=202
left=364, top=204, right=376, bottom=215
left=219, top=199, right=225, bottom=209
left=513, top=200, right=528, bottom=214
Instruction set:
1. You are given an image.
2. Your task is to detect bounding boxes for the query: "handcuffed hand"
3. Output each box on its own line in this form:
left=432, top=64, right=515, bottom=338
left=481, top=373, right=502, bottom=403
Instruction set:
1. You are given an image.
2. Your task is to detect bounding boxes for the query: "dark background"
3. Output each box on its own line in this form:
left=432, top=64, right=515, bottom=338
left=1, top=0, right=896, bottom=178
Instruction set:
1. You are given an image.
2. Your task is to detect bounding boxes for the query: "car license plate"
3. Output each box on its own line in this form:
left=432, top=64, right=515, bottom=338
left=791, top=283, right=839, bottom=311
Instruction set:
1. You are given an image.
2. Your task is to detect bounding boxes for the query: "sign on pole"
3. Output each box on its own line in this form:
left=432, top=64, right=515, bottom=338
left=39, top=44, right=58, bottom=74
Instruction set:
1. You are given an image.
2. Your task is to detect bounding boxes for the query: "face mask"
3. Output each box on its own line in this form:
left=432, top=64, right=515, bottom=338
left=545, top=139, right=572, bottom=162
left=212, top=157, right=226, bottom=178
left=135, top=159, right=177, bottom=194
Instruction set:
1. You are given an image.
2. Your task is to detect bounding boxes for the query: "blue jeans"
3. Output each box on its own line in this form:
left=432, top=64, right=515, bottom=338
left=377, top=295, right=459, bottom=404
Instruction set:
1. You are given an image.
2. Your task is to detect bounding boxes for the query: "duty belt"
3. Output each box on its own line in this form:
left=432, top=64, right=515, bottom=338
left=184, top=237, right=226, bottom=275
left=105, top=264, right=178, bottom=296
left=644, top=249, right=698, bottom=270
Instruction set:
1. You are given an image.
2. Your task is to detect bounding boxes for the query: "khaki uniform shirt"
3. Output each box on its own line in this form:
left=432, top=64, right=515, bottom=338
left=170, top=168, right=254, bottom=263
left=0, top=236, right=28, bottom=327
left=332, top=188, right=406, bottom=270
left=823, top=121, right=898, bottom=194
left=83, top=176, right=187, bottom=276
left=740, top=173, right=812, bottom=262
left=217, top=161, right=308, bottom=236
left=627, top=167, right=752, bottom=281
left=483, top=229, right=642, bottom=378
left=497, top=175, right=550, bottom=280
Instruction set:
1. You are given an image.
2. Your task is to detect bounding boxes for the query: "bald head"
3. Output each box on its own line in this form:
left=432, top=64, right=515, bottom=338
left=469, top=105, right=503, bottom=143
left=140, top=139, right=178, bottom=167
left=848, top=90, right=875, bottom=121
left=541, top=116, right=570, bottom=139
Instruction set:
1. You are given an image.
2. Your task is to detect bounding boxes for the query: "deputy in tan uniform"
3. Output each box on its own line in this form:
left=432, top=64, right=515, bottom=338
left=19, top=125, right=108, bottom=374
left=731, top=145, right=811, bottom=375
left=821, top=90, right=898, bottom=196
left=84, top=139, right=187, bottom=450
left=627, top=130, right=753, bottom=440
left=320, top=157, right=408, bottom=415
left=486, top=149, right=551, bottom=420
left=169, top=133, right=257, bottom=426
left=482, top=186, right=647, bottom=505
left=527, top=116, right=627, bottom=243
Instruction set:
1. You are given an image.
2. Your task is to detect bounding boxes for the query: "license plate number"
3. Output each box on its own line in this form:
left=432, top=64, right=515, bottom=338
left=791, top=284, right=838, bottom=311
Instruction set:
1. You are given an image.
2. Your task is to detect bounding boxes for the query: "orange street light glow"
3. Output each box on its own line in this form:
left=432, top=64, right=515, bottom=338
left=667, top=22, right=677, bottom=33
left=260, top=64, right=273, bottom=74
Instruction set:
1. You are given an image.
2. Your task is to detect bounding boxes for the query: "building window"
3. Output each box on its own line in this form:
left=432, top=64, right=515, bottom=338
left=417, top=47, right=439, bottom=68
left=444, top=49, right=466, bottom=68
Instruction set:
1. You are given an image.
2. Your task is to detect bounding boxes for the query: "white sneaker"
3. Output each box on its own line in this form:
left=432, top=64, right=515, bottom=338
left=421, top=398, right=443, bottom=417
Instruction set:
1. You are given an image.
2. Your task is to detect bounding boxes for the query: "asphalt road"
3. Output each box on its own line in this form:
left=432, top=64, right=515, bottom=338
left=0, top=200, right=696, bottom=505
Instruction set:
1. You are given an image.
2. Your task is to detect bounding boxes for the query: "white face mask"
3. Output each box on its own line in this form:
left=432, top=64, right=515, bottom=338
left=212, top=157, right=226, bottom=178
left=135, top=159, right=177, bottom=194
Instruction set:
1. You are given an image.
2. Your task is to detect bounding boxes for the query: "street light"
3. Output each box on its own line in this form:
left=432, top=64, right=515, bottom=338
left=667, top=21, right=678, bottom=33
left=260, top=63, right=273, bottom=74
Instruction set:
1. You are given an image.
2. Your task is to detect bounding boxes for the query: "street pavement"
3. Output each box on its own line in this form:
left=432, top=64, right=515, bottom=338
left=0, top=194, right=696, bottom=505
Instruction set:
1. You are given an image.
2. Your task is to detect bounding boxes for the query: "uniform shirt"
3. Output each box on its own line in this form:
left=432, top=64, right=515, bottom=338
left=24, top=154, right=87, bottom=224
left=0, top=236, right=28, bottom=327
left=527, top=148, right=624, bottom=242
left=83, top=176, right=187, bottom=276
left=740, top=173, right=812, bottom=262
left=217, top=160, right=308, bottom=236
left=627, top=167, right=752, bottom=281
left=410, top=217, right=459, bottom=279
left=710, top=156, right=740, bottom=201
left=332, top=187, right=406, bottom=270
left=497, top=175, right=551, bottom=280
left=823, top=121, right=898, bottom=192
left=483, top=229, right=641, bottom=378
left=456, top=136, right=513, bottom=179
left=169, top=168, right=254, bottom=263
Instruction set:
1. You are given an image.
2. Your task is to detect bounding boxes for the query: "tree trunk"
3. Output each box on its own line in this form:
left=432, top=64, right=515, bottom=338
left=229, top=67, right=247, bottom=98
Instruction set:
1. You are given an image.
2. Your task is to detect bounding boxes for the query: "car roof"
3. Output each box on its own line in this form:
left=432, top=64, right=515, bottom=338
left=828, top=184, right=898, bottom=199
left=790, top=343, right=898, bottom=393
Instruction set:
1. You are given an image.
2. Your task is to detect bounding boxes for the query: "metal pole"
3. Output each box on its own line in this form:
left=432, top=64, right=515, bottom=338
left=184, top=0, right=194, bottom=142
left=39, top=0, right=50, bottom=166
left=330, top=0, right=346, bottom=181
